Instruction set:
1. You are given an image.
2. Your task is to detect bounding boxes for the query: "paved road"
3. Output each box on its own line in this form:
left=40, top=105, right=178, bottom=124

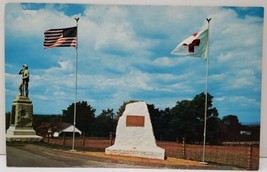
left=6, top=144, right=151, bottom=168
left=6, top=144, right=242, bottom=170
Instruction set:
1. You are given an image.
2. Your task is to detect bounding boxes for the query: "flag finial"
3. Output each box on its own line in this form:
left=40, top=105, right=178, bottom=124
left=75, top=18, right=80, bottom=22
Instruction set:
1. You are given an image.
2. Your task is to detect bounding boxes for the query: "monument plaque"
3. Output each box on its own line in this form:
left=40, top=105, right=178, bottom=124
left=105, top=101, right=165, bottom=160
left=126, top=115, right=144, bottom=127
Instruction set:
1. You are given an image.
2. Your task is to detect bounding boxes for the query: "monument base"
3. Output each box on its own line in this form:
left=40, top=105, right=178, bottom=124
left=6, top=95, right=43, bottom=142
left=6, top=126, right=43, bottom=142
left=105, top=145, right=165, bottom=160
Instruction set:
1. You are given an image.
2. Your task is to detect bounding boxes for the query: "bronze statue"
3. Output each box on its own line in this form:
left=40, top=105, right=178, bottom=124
left=19, top=64, right=30, bottom=97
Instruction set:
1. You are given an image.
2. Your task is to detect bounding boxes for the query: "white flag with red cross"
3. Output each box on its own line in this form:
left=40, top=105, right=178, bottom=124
left=171, top=28, right=209, bottom=59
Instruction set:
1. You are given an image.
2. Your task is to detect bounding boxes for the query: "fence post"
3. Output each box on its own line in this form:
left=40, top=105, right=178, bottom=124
left=182, top=137, right=186, bottom=159
left=47, top=133, right=50, bottom=144
left=247, top=144, right=253, bottom=170
left=47, top=129, right=52, bottom=144
left=47, top=135, right=49, bottom=144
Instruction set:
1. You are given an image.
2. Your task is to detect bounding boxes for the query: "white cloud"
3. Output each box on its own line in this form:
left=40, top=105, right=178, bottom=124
left=44, top=60, right=74, bottom=74
left=6, top=4, right=76, bottom=38
left=214, top=96, right=259, bottom=107
left=93, top=22, right=145, bottom=53
left=209, top=73, right=226, bottom=82
left=78, top=70, right=153, bottom=91
left=151, top=56, right=190, bottom=67
left=5, top=73, right=20, bottom=89
left=217, top=52, right=235, bottom=63
left=225, top=69, right=259, bottom=90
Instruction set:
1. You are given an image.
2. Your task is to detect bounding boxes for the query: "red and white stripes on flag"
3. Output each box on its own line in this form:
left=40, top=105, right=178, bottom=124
left=44, top=26, right=77, bottom=49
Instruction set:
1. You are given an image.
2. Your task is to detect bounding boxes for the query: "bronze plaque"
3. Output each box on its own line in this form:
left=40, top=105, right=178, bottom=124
left=126, top=115, right=145, bottom=127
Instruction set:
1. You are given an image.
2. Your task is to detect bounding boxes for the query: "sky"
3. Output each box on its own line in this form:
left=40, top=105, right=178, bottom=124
left=4, top=3, right=264, bottom=124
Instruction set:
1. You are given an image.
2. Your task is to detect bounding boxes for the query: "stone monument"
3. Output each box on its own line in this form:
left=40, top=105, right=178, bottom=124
left=105, top=101, right=165, bottom=160
left=6, top=65, right=42, bottom=142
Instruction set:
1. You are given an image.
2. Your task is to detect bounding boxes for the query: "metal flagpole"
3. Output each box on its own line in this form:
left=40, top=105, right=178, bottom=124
left=201, top=18, right=211, bottom=164
left=71, top=17, right=79, bottom=151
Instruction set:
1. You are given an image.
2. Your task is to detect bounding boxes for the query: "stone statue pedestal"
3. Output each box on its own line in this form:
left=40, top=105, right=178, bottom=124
left=6, top=96, right=42, bottom=142
left=105, top=102, right=165, bottom=160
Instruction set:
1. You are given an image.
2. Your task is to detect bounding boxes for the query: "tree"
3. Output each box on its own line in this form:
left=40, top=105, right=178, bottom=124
left=169, top=92, right=220, bottom=143
left=147, top=104, right=163, bottom=140
left=33, top=114, right=63, bottom=136
left=191, top=92, right=220, bottom=143
left=62, top=101, right=95, bottom=136
left=170, top=100, right=200, bottom=142
left=206, top=116, right=225, bottom=144
left=159, top=108, right=173, bottom=141
left=191, top=92, right=219, bottom=121
left=148, top=105, right=175, bottom=141
left=93, top=109, right=116, bottom=137
left=222, top=115, right=241, bottom=141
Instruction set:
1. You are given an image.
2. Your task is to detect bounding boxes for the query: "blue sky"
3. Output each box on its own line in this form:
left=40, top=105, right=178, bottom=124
left=5, top=3, right=264, bottom=124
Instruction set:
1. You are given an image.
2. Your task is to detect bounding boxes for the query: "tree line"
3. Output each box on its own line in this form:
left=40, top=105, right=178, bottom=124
left=5, top=92, right=260, bottom=144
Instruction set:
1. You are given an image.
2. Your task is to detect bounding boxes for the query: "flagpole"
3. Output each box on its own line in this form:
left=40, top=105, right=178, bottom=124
left=71, top=17, right=79, bottom=151
left=201, top=18, right=211, bottom=164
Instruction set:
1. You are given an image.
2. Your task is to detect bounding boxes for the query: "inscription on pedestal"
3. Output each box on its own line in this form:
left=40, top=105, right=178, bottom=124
left=126, top=115, right=145, bottom=127
left=16, top=105, right=32, bottom=127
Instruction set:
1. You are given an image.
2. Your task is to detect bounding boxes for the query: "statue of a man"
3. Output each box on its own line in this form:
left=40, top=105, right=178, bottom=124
left=19, top=64, right=30, bottom=97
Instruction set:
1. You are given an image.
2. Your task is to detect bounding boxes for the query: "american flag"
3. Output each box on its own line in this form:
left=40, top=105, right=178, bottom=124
left=44, top=26, right=77, bottom=48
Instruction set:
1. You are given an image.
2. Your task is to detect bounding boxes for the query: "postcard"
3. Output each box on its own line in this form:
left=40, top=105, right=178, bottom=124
left=4, top=1, right=264, bottom=171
